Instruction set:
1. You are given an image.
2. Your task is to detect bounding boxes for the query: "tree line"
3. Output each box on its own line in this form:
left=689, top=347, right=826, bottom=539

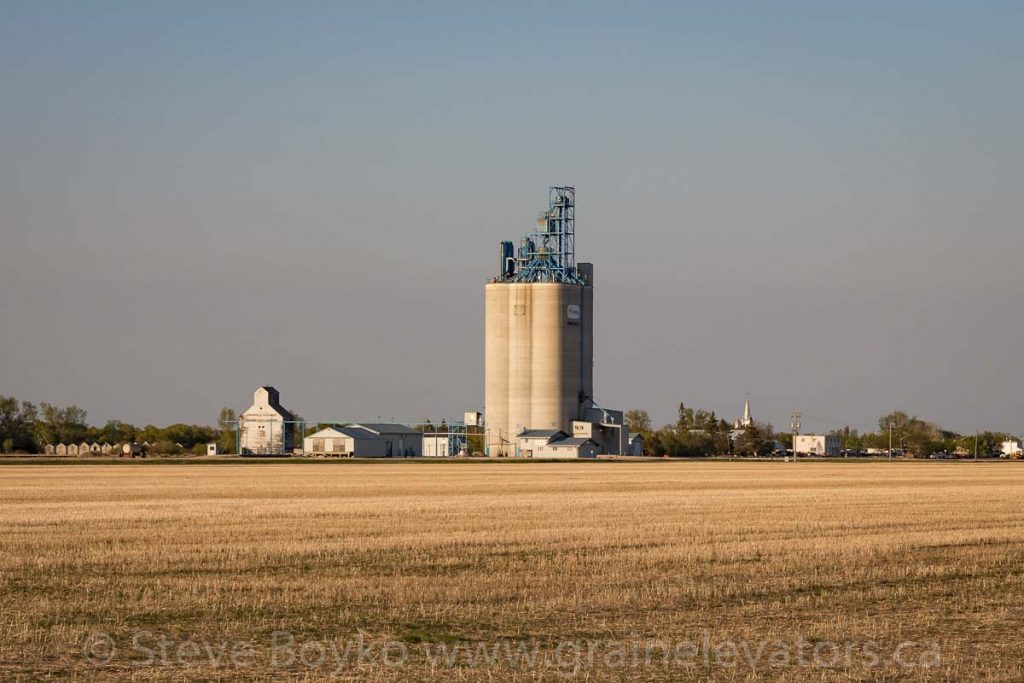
left=827, top=411, right=1016, bottom=458
left=0, top=395, right=238, bottom=455
left=625, top=405, right=1018, bottom=458
left=625, top=404, right=777, bottom=457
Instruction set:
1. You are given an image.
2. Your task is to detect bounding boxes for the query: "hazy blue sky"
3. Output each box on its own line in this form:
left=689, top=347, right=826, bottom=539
left=2, top=1, right=1021, bottom=434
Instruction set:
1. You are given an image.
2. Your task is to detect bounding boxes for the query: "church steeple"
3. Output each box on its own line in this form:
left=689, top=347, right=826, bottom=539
left=740, top=397, right=752, bottom=428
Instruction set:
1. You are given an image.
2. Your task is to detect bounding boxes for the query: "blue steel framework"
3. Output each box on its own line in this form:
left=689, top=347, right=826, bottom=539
left=504, top=186, right=584, bottom=285
left=421, top=422, right=469, bottom=456
left=489, top=185, right=590, bottom=457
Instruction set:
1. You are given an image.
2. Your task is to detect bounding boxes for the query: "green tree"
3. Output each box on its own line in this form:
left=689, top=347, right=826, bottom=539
left=162, top=423, right=217, bottom=448
left=651, top=422, right=727, bottom=458
left=0, top=396, right=38, bottom=452
left=290, top=412, right=308, bottom=446
left=693, top=409, right=722, bottom=432
left=878, top=411, right=912, bottom=450
left=138, top=425, right=163, bottom=444
left=467, top=427, right=484, bottom=455
left=877, top=412, right=945, bottom=456
left=955, top=431, right=1011, bottom=458
left=100, top=420, right=137, bottom=444
left=625, top=409, right=651, bottom=436
left=677, top=403, right=695, bottom=432
left=34, top=403, right=88, bottom=447
left=904, top=419, right=942, bottom=457
left=734, top=422, right=774, bottom=457
left=830, top=426, right=863, bottom=451
left=151, top=439, right=182, bottom=455
left=217, top=407, right=237, bottom=454
left=644, top=428, right=666, bottom=457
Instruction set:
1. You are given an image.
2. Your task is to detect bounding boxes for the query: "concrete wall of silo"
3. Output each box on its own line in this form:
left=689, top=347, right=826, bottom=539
left=485, top=280, right=594, bottom=456
left=484, top=283, right=510, bottom=455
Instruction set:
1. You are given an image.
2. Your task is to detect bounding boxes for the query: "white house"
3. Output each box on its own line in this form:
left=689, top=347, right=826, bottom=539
left=303, top=426, right=387, bottom=457
left=793, top=434, right=841, bottom=457
left=239, top=386, right=295, bottom=455
left=517, top=429, right=598, bottom=458
left=1001, top=440, right=1022, bottom=457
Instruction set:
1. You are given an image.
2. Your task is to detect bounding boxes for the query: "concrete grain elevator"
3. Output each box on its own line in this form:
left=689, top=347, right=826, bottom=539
left=485, top=187, right=625, bottom=457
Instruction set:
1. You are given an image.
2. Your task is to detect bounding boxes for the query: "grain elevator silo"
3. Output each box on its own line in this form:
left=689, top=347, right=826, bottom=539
left=485, top=187, right=626, bottom=457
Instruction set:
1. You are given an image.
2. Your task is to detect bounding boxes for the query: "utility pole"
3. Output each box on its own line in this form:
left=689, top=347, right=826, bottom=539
left=888, top=422, right=893, bottom=461
left=791, top=412, right=801, bottom=461
left=975, top=429, right=979, bottom=461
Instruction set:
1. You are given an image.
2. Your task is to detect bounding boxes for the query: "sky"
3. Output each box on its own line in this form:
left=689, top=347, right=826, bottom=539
left=1, top=1, right=1021, bottom=435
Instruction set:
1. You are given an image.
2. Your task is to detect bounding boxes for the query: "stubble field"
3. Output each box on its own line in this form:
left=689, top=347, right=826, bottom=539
left=2, top=460, right=1023, bottom=681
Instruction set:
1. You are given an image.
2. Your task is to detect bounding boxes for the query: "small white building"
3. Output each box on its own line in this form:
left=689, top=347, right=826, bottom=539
left=1001, top=440, right=1022, bottom=457
left=517, top=430, right=598, bottom=459
left=239, top=386, right=295, bottom=455
left=794, top=434, right=841, bottom=457
left=206, top=443, right=218, bottom=456
left=423, top=434, right=454, bottom=457
left=303, top=426, right=387, bottom=457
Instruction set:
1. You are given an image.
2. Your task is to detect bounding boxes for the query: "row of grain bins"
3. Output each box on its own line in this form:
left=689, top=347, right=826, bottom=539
left=44, top=442, right=147, bottom=456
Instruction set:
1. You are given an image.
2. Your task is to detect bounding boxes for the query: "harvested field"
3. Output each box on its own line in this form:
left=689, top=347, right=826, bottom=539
left=2, top=461, right=1023, bottom=681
